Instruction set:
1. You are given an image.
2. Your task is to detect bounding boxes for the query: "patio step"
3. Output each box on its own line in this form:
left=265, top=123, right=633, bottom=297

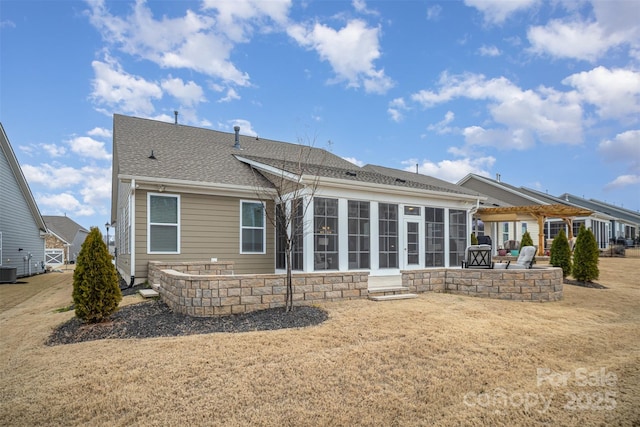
left=139, top=289, right=159, bottom=298
left=369, top=293, right=418, bottom=302
left=368, top=286, right=413, bottom=300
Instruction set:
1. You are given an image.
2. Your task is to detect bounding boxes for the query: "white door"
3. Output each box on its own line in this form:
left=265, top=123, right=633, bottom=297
left=404, top=221, right=420, bottom=267
left=45, top=249, right=64, bottom=268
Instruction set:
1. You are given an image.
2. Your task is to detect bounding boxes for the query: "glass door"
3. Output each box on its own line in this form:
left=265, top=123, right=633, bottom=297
left=405, top=221, right=420, bottom=266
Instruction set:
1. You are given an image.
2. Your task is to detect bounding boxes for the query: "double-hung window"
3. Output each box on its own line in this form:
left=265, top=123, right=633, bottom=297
left=241, top=201, right=266, bottom=254
left=148, top=194, right=180, bottom=253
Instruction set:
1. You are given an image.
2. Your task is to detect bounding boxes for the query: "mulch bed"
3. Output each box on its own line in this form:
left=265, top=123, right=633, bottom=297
left=46, top=299, right=328, bottom=346
left=563, top=278, right=608, bottom=289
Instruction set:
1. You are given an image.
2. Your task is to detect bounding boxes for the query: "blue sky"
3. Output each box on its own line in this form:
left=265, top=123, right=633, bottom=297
left=1, top=0, right=639, bottom=232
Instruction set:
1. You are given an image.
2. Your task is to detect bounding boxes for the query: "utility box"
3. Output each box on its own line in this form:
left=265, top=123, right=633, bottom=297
left=0, top=267, right=18, bottom=284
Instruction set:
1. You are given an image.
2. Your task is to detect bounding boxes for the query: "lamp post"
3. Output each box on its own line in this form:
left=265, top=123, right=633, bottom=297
left=105, top=222, right=110, bottom=252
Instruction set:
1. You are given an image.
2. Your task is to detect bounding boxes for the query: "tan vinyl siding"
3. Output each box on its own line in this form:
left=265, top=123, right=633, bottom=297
left=134, top=191, right=274, bottom=280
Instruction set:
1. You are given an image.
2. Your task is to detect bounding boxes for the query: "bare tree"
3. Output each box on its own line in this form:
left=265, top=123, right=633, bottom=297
left=247, top=142, right=324, bottom=312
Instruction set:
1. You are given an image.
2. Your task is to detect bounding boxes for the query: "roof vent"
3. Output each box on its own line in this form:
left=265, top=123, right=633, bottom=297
left=395, top=178, right=406, bottom=184
left=496, top=173, right=501, bottom=182
left=233, top=126, right=241, bottom=149
left=148, top=150, right=156, bottom=160
left=174, top=111, right=178, bottom=125
left=346, top=171, right=357, bottom=177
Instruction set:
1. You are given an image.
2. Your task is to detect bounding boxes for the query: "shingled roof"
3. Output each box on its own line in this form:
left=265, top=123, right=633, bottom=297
left=113, top=114, right=479, bottom=199
left=43, top=215, right=88, bottom=243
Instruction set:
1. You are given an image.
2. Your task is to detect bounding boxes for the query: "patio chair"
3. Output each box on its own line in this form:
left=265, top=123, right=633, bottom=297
left=504, top=246, right=536, bottom=269
left=462, top=244, right=493, bottom=269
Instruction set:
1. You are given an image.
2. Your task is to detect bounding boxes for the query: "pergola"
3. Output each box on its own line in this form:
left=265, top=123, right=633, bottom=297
left=475, top=204, right=593, bottom=255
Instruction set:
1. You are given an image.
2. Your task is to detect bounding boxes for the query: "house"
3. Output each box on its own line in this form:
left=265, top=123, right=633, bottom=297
left=557, top=194, right=639, bottom=244
left=457, top=174, right=599, bottom=252
left=43, top=215, right=89, bottom=267
left=0, top=123, right=47, bottom=279
left=111, top=114, right=483, bottom=285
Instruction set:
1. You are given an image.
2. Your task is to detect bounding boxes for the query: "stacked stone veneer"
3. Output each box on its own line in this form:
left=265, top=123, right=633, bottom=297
left=148, top=261, right=368, bottom=317
left=402, top=267, right=563, bottom=302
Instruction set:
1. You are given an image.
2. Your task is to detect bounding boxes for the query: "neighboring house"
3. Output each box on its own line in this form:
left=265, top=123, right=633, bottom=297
left=0, top=123, right=47, bottom=278
left=558, top=194, right=639, bottom=243
left=111, top=114, right=483, bottom=285
left=43, top=215, right=90, bottom=266
left=457, top=174, right=602, bottom=251
left=518, top=188, right=615, bottom=250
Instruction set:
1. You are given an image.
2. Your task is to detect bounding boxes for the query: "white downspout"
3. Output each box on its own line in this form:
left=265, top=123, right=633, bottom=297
left=130, top=179, right=136, bottom=285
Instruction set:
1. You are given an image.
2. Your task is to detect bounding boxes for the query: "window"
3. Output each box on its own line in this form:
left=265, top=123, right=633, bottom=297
left=521, top=223, right=528, bottom=235
left=404, top=206, right=421, bottom=216
left=425, top=207, right=444, bottom=267
left=379, top=203, right=398, bottom=268
left=148, top=194, right=180, bottom=253
left=449, top=209, right=467, bottom=267
left=314, top=198, right=339, bottom=270
left=276, top=199, right=303, bottom=270
left=348, top=200, right=370, bottom=269
left=241, top=201, right=266, bottom=254
left=502, top=222, right=510, bottom=245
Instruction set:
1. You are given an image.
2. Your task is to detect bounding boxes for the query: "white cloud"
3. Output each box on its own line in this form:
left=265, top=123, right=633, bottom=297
left=401, top=156, right=496, bottom=183
left=464, top=0, right=539, bottom=24
left=87, top=0, right=285, bottom=86
left=528, top=20, right=623, bottom=62
left=230, top=119, right=258, bottom=137
left=604, top=174, right=640, bottom=190
left=478, top=44, right=501, bottom=57
left=527, top=1, right=640, bottom=62
left=91, top=56, right=162, bottom=115
left=352, top=0, right=378, bottom=16
left=87, top=127, right=112, bottom=138
left=67, top=136, right=112, bottom=160
left=599, top=130, right=640, bottom=173
left=428, top=111, right=455, bottom=134
left=411, top=72, right=583, bottom=149
left=1, top=20, right=16, bottom=29
left=288, top=19, right=394, bottom=94
left=426, top=5, right=442, bottom=21
left=40, top=143, right=67, bottom=157
left=562, top=67, right=640, bottom=121
left=387, top=97, right=409, bottom=122
left=219, top=87, right=241, bottom=103
left=38, top=192, right=96, bottom=217
left=342, top=156, right=365, bottom=167
left=22, top=164, right=85, bottom=189
left=161, top=77, right=206, bottom=106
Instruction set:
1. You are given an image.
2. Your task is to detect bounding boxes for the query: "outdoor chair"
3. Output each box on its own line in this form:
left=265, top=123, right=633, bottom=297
left=462, top=244, right=493, bottom=269
left=503, top=246, right=536, bottom=269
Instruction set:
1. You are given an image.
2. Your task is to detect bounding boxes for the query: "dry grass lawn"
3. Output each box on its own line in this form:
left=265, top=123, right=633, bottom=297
left=1, top=258, right=638, bottom=426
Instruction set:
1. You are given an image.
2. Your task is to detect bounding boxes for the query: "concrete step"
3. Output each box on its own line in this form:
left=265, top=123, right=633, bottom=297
left=139, top=289, right=160, bottom=298
left=367, top=286, right=410, bottom=297
left=369, top=293, right=418, bottom=301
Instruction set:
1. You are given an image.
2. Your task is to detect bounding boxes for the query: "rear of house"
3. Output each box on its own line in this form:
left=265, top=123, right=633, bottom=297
left=111, top=115, right=483, bottom=285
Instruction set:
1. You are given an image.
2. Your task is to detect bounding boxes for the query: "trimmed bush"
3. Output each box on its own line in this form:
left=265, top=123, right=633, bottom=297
left=550, top=229, right=572, bottom=278
left=572, top=225, right=600, bottom=282
left=520, top=231, right=534, bottom=248
left=72, top=227, right=122, bottom=323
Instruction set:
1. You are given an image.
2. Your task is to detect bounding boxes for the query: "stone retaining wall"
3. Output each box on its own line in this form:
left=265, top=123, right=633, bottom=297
left=150, top=261, right=368, bottom=316
left=402, top=267, right=563, bottom=302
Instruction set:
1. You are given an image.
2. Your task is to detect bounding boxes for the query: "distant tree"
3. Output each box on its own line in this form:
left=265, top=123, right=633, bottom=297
left=550, top=229, right=572, bottom=278
left=73, top=227, right=122, bottom=323
left=471, top=232, right=478, bottom=245
left=520, top=230, right=534, bottom=248
left=572, top=225, right=600, bottom=282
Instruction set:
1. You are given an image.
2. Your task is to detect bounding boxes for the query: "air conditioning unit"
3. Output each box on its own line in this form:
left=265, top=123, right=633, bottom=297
left=0, top=267, right=17, bottom=284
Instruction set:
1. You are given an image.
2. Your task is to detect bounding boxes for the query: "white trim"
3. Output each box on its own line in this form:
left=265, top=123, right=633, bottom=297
left=147, top=192, right=181, bottom=255
left=234, top=155, right=300, bottom=182
left=119, top=174, right=272, bottom=197
left=239, top=200, right=266, bottom=255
